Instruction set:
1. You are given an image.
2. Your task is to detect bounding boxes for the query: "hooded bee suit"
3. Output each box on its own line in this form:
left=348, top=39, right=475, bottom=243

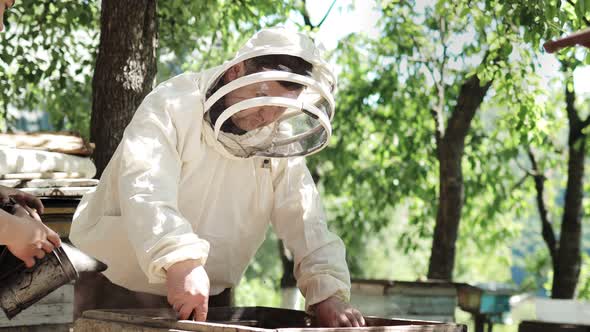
left=69, top=27, right=350, bottom=308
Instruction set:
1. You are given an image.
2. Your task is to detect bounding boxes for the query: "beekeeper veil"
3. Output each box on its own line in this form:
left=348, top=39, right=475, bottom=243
left=203, top=27, right=336, bottom=158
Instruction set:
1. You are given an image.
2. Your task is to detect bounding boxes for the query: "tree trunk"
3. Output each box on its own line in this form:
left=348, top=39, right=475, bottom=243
left=527, top=150, right=558, bottom=267
left=77, top=1, right=158, bottom=314
left=552, top=77, right=584, bottom=299
left=427, top=74, right=492, bottom=280
left=90, top=0, right=158, bottom=178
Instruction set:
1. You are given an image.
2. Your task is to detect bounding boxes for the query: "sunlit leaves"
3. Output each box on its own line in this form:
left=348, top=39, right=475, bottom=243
left=308, top=0, right=566, bottom=281
left=1, top=0, right=298, bottom=135
left=0, top=0, right=99, bottom=134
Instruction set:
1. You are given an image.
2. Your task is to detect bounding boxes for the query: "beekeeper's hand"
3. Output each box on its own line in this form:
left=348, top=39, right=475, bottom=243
left=166, top=259, right=210, bottom=321
left=0, top=185, right=44, bottom=215
left=0, top=0, right=15, bottom=32
left=1, top=204, right=61, bottom=268
left=314, top=296, right=366, bottom=327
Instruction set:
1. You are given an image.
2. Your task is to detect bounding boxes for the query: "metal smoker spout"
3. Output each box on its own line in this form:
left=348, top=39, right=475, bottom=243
left=0, top=243, right=107, bottom=319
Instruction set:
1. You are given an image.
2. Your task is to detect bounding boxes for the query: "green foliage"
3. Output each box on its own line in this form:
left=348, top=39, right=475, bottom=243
left=502, top=0, right=590, bottom=50
left=235, top=230, right=283, bottom=307
left=576, top=252, right=590, bottom=299
left=157, top=0, right=298, bottom=81
left=235, top=276, right=282, bottom=307
left=1, top=0, right=299, bottom=135
left=0, top=0, right=99, bottom=135
left=308, top=0, right=553, bottom=280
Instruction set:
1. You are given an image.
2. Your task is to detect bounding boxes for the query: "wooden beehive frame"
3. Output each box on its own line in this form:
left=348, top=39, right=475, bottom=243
left=73, top=307, right=467, bottom=332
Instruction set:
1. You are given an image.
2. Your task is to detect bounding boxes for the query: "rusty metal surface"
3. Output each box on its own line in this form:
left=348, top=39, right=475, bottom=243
left=0, top=246, right=77, bottom=319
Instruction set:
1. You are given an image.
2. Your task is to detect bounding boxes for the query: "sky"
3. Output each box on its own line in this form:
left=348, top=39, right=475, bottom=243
left=304, top=0, right=590, bottom=95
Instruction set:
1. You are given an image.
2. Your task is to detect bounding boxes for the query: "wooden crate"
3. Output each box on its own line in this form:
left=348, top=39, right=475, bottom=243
left=73, top=306, right=467, bottom=332
left=350, top=279, right=458, bottom=322
left=0, top=283, right=74, bottom=330
left=457, top=283, right=514, bottom=315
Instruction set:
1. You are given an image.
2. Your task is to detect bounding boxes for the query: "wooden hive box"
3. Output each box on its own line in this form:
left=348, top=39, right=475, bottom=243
left=350, top=279, right=458, bottom=322
left=73, top=306, right=467, bottom=332
left=456, top=283, right=516, bottom=322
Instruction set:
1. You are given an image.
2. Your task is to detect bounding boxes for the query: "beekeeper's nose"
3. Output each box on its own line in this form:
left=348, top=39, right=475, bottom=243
left=260, top=107, right=283, bottom=122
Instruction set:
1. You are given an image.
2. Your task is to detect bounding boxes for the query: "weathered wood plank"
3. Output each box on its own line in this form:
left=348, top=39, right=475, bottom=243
left=351, top=283, right=386, bottom=296
left=75, top=317, right=466, bottom=332
left=0, top=323, right=71, bottom=331
left=0, top=173, right=86, bottom=180
left=18, top=187, right=94, bottom=197
left=20, top=179, right=98, bottom=188
left=82, top=309, right=268, bottom=332
left=78, top=307, right=466, bottom=332
left=0, top=132, right=94, bottom=157
left=0, top=180, right=21, bottom=188
left=351, top=294, right=456, bottom=315
left=279, top=327, right=464, bottom=332
left=350, top=295, right=455, bottom=322
left=385, top=285, right=457, bottom=297
left=350, top=280, right=458, bottom=322
left=351, top=280, right=457, bottom=296
left=74, top=318, right=174, bottom=332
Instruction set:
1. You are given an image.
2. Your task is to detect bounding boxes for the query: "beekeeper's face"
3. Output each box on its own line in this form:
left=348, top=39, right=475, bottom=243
left=204, top=52, right=335, bottom=158
left=223, top=62, right=302, bottom=131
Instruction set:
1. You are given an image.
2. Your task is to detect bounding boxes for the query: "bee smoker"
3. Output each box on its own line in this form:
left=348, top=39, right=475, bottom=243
left=0, top=198, right=107, bottom=319
left=0, top=242, right=107, bottom=319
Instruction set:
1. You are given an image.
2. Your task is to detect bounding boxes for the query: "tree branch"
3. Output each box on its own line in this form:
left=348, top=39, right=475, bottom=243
left=301, top=0, right=315, bottom=29
left=515, top=157, right=536, bottom=177
left=511, top=173, right=529, bottom=192
left=434, top=15, right=448, bottom=143
left=406, top=57, right=433, bottom=64
left=409, top=22, right=447, bottom=146
left=527, top=148, right=558, bottom=265
left=445, top=69, right=492, bottom=144
left=561, top=61, right=583, bottom=144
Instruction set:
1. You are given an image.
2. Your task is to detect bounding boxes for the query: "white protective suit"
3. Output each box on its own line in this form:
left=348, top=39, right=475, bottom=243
left=69, top=27, right=350, bottom=308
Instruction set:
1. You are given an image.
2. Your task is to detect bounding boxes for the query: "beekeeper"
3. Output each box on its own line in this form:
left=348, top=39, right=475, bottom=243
left=70, top=27, right=365, bottom=327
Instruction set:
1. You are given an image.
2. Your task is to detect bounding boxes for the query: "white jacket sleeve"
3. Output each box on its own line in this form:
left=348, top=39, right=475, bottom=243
left=118, top=98, right=210, bottom=284
left=271, top=157, right=351, bottom=309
